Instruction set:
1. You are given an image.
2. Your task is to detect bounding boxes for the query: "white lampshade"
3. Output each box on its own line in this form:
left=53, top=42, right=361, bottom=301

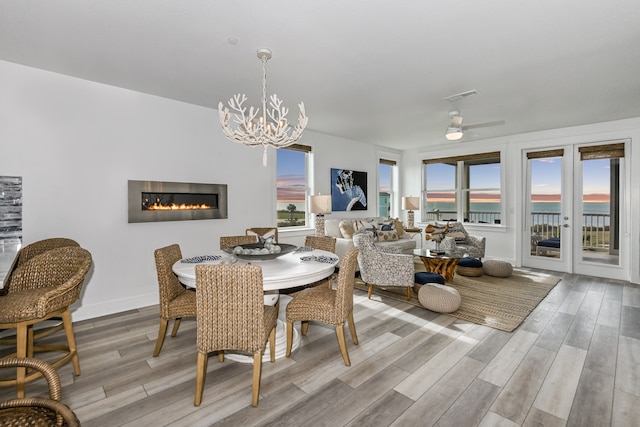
left=402, top=196, right=420, bottom=211
left=309, top=195, right=332, bottom=214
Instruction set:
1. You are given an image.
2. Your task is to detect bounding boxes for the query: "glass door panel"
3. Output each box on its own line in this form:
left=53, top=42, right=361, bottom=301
left=580, top=158, right=620, bottom=265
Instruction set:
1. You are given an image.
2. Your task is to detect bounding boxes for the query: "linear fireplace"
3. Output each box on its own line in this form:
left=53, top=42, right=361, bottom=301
left=128, top=180, right=228, bottom=223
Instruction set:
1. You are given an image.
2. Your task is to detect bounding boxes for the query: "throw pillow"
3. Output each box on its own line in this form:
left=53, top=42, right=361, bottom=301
left=446, top=222, right=468, bottom=241
left=425, top=223, right=448, bottom=242
left=339, top=220, right=355, bottom=239
left=377, top=230, right=399, bottom=242
left=393, top=218, right=405, bottom=237
left=378, top=220, right=395, bottom=232
left=355, top=219, right=377, bottom=236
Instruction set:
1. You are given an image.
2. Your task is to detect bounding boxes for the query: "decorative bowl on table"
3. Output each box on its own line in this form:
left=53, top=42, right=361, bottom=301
left=222, top=243, right=297, bottom=260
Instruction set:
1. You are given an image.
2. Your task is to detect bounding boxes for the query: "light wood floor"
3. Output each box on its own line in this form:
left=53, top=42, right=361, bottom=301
left=1, top=269, right=640, bottom=426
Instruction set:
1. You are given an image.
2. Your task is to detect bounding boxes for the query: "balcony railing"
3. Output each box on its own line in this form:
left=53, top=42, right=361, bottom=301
left=425, top=211, right=611, bottom=252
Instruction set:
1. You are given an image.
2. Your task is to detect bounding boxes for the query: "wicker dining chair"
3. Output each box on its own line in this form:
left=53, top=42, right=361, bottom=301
left=304, top=235, right=337, bottom=253
left=152, top=244, right=196, bottom=357
left=0, top=247, right=92, bottom=398
left=245, top=227, right=278, bottom=243
left=1, top=238, right=80, bottom=296
left=285, top=247, right=359, bottom=366
left=219, top=235, right=258, bottom=250
left=303, top=235, right=337, bottom=288
left=194, top=264, right=277, bottom=407
left=0, top=358, right=80, bottom=427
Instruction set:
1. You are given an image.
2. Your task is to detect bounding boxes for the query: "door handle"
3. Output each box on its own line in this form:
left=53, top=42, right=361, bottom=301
left=563, top=224, right=569, bottom=228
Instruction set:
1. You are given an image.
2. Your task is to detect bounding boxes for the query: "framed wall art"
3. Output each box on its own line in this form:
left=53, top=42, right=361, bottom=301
left=330, top=168, right=368, bottom=211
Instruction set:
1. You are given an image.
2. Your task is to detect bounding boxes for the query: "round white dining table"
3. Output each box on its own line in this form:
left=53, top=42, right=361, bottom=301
left=171, top=248, right=339, bottom=362
left=171, top=248, right=338, bottom=292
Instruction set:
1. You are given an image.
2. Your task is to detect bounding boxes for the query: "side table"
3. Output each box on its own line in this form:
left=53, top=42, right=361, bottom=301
left=413, top=249, right=461, bottom=282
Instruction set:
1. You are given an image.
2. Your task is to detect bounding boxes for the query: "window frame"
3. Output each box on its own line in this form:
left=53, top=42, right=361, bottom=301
left=276, top=144, right=311, bottom=230
left=422, top=151, right=502, bottom=225
left=379, top=158, right=396, bottom=218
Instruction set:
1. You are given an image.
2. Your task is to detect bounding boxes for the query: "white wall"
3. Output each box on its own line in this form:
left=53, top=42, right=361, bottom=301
left=0, top=60, right=383, bottom=320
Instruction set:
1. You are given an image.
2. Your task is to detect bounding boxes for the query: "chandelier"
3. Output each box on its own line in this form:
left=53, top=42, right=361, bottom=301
left=218, top=48, right=308, bottom=166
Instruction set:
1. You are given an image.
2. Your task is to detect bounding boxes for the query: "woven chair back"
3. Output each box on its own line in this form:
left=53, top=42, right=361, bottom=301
left=0, top=357, right=80, bottom=426
left=304, top=235, right=337, bottom=253
left=195, top=264, right=266, bottom=354
left=154, top=244, right=185, bottom=317
left=3, top=238, right=80, bottom=293
left=8, top=246, right=92, bottom=317
left=334, top=247, right=359, bottom=320
left=219, top=235, right=258, bottom=250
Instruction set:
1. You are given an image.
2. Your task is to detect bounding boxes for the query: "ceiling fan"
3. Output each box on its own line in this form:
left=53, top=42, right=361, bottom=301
left=445, top=110, right=505, bottom=141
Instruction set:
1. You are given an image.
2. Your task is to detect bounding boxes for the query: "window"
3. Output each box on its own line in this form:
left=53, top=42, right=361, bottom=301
left=276, top=144, right=310, bottom=228
left=379, top=159, right=396, bottom=217
left=422, top=152, right=501, bottom=224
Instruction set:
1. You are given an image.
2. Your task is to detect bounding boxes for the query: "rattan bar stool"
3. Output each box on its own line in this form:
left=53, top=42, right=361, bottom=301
left=0, top=357, right=80, bottom=426
left=0, top=247, right=92, bottom=398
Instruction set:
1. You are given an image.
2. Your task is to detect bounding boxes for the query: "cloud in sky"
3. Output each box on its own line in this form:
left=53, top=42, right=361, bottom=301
left=277, top=186, right=305, bottom=202
left=277, top=174, right=304, bottom=187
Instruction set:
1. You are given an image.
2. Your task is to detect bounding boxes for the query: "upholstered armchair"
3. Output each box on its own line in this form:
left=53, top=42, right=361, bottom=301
left=352, top=232, right=415, bottom=301
left=435, top=222, right=486, bottom=259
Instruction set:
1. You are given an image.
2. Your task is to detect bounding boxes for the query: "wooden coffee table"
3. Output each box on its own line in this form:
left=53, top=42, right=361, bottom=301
left=413, top=249, right=462, bottom=282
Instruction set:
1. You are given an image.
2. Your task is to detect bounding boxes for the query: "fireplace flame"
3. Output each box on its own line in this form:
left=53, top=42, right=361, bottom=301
left=147, top=202, right=212, bottom=211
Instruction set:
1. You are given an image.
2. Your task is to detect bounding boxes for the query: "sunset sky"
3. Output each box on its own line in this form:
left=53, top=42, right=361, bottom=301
left=276, top=149, right=306, bottom=203
left=276, top=151, right=613, bottom=204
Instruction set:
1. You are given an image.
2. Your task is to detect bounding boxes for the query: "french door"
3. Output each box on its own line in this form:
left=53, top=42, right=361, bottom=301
left=523, top=142, right=627, bottom=280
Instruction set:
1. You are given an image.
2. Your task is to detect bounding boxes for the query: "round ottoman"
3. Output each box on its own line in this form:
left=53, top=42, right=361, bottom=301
left=483, top=259, right=513, bottom=277
left=456, top=257, right=483, bottom=277
left=418, top=284, right=461, bottom=313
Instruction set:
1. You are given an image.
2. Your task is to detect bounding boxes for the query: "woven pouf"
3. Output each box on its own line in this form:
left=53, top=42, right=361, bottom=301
left=483, top=259, right=513, bottom=277
left=418, top=283, right=461, bottom=313
left=456, top=257, right=483, bottom=277
left=414, top=271, right=445, bottom=285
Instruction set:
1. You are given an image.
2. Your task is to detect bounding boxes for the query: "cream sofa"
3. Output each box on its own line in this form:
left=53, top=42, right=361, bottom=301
left=324, top=217, right=417, bottom=267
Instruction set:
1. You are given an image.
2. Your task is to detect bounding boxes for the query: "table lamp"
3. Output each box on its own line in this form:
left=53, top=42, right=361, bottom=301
left=309, top=194, right=332, bottom=236
left=402, top=196, right=420, bottom=229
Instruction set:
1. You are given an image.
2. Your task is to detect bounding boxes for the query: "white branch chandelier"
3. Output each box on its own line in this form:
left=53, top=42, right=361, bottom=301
left=218, top=48, right=308, bottom=166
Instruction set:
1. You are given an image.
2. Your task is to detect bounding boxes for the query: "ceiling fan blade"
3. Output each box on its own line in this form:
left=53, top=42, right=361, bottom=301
left=450, top=116, right=463, bottom=127
left=462, top=120, right=505, bottom=130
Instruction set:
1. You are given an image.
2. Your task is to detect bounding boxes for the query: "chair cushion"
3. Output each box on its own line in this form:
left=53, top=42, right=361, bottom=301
left=418, top=284, right=461, bottom=313
left=458, top=257, right=483, bottom=268
left=538, top=237, right=560, bottom=248
left=414, top=272, right=445, bottom=285
left=483, top=259, right=513, bottom=277
left=0, top=288, right=56, bottom=322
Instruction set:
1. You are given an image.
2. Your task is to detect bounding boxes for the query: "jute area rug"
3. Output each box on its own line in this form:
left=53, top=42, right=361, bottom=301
left=354, top=268, right=561, bottom=332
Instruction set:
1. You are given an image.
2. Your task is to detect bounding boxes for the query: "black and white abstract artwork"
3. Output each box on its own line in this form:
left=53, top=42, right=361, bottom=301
left=331, top=168, right=367, bottom=211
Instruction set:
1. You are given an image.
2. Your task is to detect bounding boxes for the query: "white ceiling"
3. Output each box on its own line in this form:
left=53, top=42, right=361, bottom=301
left=2, top=0, right=639, bottom=150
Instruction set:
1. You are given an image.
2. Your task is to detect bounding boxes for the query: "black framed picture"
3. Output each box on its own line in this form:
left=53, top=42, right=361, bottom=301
left=331, top=168, right=368, bottom=211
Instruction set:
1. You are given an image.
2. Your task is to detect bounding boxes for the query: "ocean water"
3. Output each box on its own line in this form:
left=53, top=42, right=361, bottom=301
left=426, top=202, right=610, bottom=214
left=425, top=201, right=611, bottom=226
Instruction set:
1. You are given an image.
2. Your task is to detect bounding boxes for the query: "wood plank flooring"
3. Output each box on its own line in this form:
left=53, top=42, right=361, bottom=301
left=1, top=269, right=640, bottom=426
